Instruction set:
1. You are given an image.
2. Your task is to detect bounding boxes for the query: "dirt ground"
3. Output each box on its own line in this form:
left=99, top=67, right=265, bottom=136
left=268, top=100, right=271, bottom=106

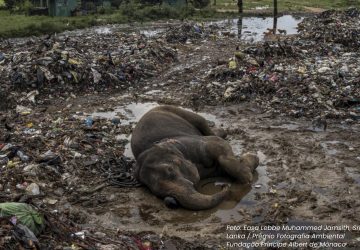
left=58, top=33, right=360, bottom=248
left=1, top=15, right=360, bottom=249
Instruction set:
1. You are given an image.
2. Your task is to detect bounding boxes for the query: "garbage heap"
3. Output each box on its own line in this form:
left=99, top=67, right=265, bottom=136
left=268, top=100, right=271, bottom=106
left=298, top=8, right=360, bottom=48
left=198, top=9, right=360, bottom=119
left=165, top=22, right=218, bottom=43
left=0, top=31, right=177, bottom=108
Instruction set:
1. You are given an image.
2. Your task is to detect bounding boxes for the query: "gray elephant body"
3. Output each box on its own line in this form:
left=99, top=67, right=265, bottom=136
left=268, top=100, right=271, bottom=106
left=131, top=105, right=258, bottom=210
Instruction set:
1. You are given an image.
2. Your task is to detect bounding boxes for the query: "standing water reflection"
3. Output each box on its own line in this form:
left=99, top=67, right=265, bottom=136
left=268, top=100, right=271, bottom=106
left=212, top=15, right=303, bottom=42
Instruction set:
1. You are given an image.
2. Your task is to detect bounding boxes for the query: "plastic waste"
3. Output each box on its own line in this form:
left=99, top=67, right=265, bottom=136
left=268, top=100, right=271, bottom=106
left=26, top=183, right=40, bottom=195
left=17, top=150, right=30, bottom=162
left=85, top=117, right=94, bottom=127
left=0, top=202, right=45, bottom=236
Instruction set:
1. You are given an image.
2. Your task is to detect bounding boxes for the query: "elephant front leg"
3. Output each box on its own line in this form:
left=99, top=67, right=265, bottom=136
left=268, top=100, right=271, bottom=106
left=204, top=137, right=259, bottom=184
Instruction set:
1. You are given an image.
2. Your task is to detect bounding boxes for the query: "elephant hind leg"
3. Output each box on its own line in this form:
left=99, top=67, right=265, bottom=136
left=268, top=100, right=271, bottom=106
left=239, top=153, right=259, bottom=172
left=205, top=137, right=259, bottom=183
left=212, top=128, right=227, bottom=139
left=218, top=155, right=254, bottom=184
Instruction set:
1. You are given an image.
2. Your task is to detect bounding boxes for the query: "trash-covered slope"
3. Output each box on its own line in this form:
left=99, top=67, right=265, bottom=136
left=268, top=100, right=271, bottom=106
left=194, top=9, right=360, bottom=119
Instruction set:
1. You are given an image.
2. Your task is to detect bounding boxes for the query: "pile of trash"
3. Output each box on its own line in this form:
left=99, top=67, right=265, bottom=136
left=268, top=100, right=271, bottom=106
left=0, top=202, right=167, bottom=249
left=0, top=105, right=147, bottom=248
left=298, top=8, right=360, bottom=48
left=164, top=22, right=218, bottom=43
left=0, top=31, right=177, bottom=106
left=198, top=9, right=360, bottom=119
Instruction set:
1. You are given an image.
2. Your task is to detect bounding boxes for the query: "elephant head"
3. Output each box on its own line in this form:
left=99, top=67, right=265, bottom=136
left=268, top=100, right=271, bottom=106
left=135, top=145, right=230, bottom=210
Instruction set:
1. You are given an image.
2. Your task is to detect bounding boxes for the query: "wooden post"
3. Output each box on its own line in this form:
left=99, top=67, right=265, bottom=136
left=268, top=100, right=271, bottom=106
left=238, top=0, right=243, bottom=14
left=273, top=0, right=278, bottom=34
left=273, top=0, right=278, bottom=16
left=237, top=16, right=243, bottom=39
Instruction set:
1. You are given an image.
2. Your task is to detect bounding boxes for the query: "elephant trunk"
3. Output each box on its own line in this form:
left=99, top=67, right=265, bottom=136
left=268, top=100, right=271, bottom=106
left=165, top=178, right=229, bottom=210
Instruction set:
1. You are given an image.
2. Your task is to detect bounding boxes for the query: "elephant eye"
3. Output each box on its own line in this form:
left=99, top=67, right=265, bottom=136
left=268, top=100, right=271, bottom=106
left=172, top=159, right=181, bottom=165
left=165, top=166, right=177, bottom=179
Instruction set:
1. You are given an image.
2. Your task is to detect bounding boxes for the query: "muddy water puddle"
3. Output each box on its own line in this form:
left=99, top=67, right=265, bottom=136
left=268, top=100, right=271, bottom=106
left=93, top=102, right=218, bottom=158
left=210, top=15, right=303, bottom=42
left=92, top=102, right=217, bottom=126
left=140, top=29, right=166, bottom=37
left=345, top=167, right=360, bottom=185
left=80, top=15, right=303, bottom=43
left=90, top=102, right=270, bottom=224
left=154, top=15, right=303, bottom=42
left=319, top=140, right=351, bottom=156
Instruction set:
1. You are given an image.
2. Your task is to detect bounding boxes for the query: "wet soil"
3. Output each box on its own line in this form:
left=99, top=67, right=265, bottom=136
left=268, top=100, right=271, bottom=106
left=1, top=17, right=360, bottom=249
left=48, top=38, right=360, bottom=248
left=67, top=97, right=360, bottom=245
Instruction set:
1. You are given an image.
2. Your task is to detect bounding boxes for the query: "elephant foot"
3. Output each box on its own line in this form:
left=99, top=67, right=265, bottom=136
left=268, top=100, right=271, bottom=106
left=164, top=196, right=179, bottom=209
left=239, top=153, right=259, bottom=172
left=212, top=128, right=227, bottom=139
left=236, top=166, right=254, bottom=184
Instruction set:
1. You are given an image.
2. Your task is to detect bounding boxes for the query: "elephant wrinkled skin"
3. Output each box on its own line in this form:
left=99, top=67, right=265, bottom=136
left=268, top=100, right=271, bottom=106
left=131, top=105, right=259, bottom=210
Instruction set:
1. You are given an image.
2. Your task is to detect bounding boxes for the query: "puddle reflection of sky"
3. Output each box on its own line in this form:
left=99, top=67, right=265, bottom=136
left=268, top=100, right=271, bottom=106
left=209, top=15, right=304, bottom=42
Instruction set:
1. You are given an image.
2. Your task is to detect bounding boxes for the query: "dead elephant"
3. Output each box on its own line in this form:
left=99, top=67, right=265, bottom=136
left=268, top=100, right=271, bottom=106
left=131, top=105, right=259, bottom=210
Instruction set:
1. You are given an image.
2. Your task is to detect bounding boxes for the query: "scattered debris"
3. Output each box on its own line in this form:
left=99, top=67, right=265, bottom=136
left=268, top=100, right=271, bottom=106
left=0, top=31, right=177, bottom=109
left=164, top=23, right=217, bottom=43
left=194, top=9, right=360, bottom=119
left=1, top=10, right=359, bottom=249
left=0, top=202, right=45, bottom=235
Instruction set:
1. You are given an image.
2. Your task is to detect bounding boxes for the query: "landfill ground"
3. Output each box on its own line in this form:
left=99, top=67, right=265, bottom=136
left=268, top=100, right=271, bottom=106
left=1, top=10, right=360, bottom=250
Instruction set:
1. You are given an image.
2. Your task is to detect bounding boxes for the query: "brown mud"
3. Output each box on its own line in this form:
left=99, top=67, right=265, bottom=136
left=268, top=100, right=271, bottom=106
left=50, top=36, right=360, bottom=247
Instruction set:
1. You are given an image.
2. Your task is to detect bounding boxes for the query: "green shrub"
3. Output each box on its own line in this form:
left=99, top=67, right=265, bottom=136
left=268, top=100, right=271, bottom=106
left=138, top=0, right=162, bottom=5
left=179, top=5, right=196, bottom=18
left=111, top=0, right=123, bottom=9
left=120, top=3, right=146, bottom=20
left=191, top=0, right=209, bottom=9
left=98, top=6, right=115, bottom=14
left=19, top=0, right=32, bottom=12
left=4, top=0, right=16, bottom=9
left=84, top=1, right=96, bottom=13
left=196, top=6, right=216, bottom=17
left=141, top=5, right=179, bottom=19
left=38, top=22, right=62, bottom=33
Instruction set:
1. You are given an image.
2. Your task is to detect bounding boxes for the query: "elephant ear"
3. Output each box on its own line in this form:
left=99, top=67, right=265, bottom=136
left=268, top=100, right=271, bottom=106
left=133, top=149, right=151, bottom=181
left=133, top=162, right=141, bottom=180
